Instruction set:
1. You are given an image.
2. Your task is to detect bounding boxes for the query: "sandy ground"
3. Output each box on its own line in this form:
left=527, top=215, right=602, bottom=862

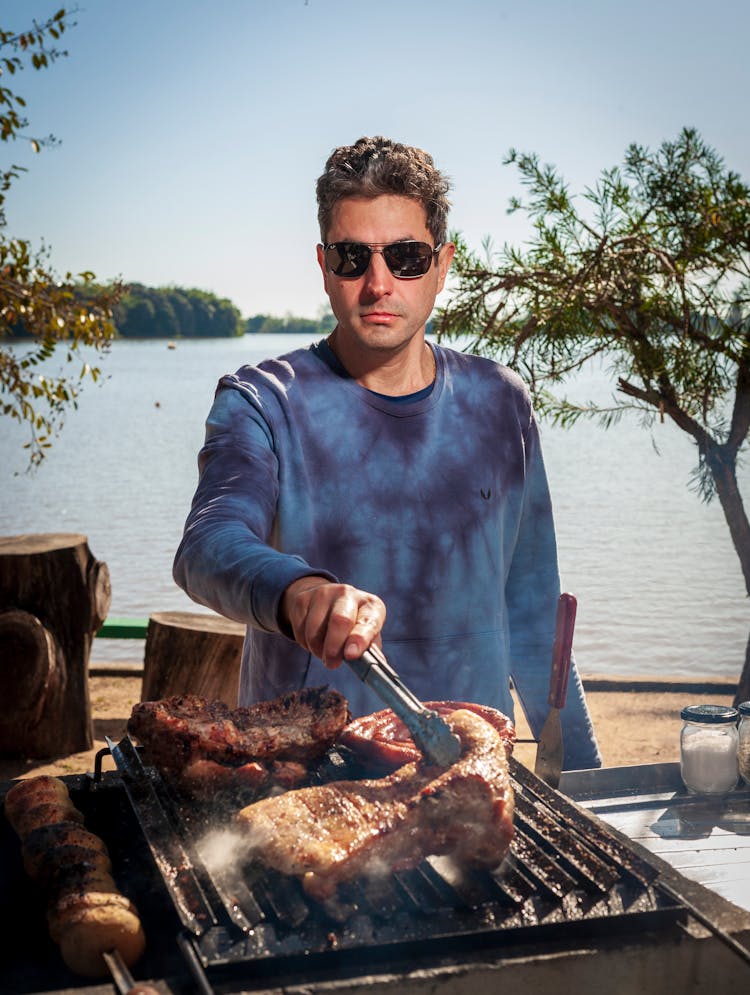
left=0, top=673, right=738, bottom=782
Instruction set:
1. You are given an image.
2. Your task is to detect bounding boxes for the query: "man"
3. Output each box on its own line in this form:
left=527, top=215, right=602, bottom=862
left=174, top=136, right=601, bottom=770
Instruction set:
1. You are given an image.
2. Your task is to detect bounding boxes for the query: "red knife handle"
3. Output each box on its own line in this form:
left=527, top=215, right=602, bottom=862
left=549, top=593, right=577, bottom=709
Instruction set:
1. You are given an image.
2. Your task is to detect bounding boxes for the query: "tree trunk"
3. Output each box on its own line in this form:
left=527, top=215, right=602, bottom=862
left=738, top=633, right=750, bottom=708
left=0, top=533, right=111, bottom=757
left=707, top=443, right=750, bottom=594
left=704, top=445, right=750, bottom=705
left=142, top=610, right=245, bottom=707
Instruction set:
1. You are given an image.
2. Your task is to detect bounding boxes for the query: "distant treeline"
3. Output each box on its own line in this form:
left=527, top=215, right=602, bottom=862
left=245, top=312, right=334, bottom=336
left=115, top=285, right=243, bottom=339
left=246, top=312, right=436, bottom=336
left=115, top=285, right=334, bottom=338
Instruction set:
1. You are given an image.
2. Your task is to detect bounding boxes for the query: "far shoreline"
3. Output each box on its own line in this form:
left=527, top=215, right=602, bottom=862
left=87, top=661, right=740, bottom=696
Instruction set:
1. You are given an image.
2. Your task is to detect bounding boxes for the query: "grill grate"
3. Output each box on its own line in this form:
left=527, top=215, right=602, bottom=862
left=106, top=736, right=686, bottom=989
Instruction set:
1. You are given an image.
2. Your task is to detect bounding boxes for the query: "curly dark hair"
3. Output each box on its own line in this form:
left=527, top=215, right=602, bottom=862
left=316, top=136, right=451, bottom=246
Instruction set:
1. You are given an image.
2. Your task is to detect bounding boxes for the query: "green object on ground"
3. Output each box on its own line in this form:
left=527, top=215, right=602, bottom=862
left=98, top=618, right=148, bottom=639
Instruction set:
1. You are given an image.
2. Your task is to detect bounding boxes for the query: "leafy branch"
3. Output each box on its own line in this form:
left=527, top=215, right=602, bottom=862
left=0, top=6, right=120, bottom=468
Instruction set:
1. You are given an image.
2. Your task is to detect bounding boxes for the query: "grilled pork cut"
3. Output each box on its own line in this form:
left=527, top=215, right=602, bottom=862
left=235, top=708, right=515, bottom=903
left=127, top=688, right=350, bottom=797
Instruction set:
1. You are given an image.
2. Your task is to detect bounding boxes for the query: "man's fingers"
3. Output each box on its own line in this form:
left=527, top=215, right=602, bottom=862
left=293, top=588, right=338, bottom=657
left=320, top=588, right=371, bottom=667
left=281, top=579, right=385, bottom=668
left=281, top=576, right=330, bottom=647
left=338, top=597, right=385, bottom=662
left=343, top=611, right=382, bottom=660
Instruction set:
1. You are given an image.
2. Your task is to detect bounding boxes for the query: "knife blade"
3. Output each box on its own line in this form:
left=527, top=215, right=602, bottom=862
left=345, top=644, right=461, bottom=767
left=534, top=592, right=577, bottom=789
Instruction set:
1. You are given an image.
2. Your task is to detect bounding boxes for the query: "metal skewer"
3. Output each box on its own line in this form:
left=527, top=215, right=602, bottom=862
left=102, top=948, right=160, bottom=995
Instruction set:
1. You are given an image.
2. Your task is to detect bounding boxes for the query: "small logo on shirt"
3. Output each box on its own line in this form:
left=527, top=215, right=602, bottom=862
left=480, top=488, right=492, bottom=500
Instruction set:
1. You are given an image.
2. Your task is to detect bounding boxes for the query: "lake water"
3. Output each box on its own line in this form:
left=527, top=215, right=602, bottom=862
left=1, top=334, right=748, bottom=680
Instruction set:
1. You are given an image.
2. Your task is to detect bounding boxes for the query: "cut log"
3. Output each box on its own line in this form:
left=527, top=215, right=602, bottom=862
left=0, top=608, right=62, bottom=729
left=142, top=610, right=244, bottom=706
left=0, top=533, right=111, bottom=757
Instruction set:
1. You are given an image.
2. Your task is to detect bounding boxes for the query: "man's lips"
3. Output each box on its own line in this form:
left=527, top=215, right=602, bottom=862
left=361, top=310, right=400, bottom=322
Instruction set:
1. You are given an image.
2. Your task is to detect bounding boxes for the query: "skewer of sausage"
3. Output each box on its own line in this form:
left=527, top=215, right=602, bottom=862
left=4, top=774, right=146, bottom=979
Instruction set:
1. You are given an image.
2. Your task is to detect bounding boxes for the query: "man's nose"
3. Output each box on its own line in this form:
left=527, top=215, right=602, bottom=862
left=361, top=249, right=393, bottom=298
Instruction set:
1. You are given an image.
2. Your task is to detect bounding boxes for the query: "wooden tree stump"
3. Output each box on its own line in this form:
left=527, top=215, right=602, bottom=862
left=0, top=533, right=111, bottom=758
left=142, top=610, right=245, bottom=706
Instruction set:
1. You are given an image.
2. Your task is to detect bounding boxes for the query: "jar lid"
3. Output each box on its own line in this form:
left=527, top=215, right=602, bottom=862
left=681, top=703, right=739, bottom=723
left=739, top=701, right=750, bottom=717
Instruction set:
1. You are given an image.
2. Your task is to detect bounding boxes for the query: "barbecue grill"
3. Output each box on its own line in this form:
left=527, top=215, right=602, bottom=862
left=2, top=738, right=749, bottom=995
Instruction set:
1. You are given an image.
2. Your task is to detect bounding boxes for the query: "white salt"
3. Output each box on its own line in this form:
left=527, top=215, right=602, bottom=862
left=681, top=735, right=738, bottom=794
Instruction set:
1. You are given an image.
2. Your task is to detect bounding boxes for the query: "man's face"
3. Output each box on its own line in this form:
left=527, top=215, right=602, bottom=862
left=317, top=194, right=453, bottom=358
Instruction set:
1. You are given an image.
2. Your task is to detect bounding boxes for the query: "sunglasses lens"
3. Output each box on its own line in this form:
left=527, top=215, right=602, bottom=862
left=325, top=243, right=371, bottom=278
left=383, top=242, right=434, bottom=278
left=324, top=242, right=436, bottom=279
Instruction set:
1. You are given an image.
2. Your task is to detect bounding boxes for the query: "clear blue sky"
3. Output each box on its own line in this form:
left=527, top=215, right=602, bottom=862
left=4, top=0, right=749, bottom=319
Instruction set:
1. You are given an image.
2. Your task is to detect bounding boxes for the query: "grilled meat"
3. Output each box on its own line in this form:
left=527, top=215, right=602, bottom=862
left=4, top=775, right=71, bottom=828
left=4, top=775, right=145, bottom=979
left=236, top=708, right=515, bottom=903
left=47, top=890, right=140, bottom=944
left=177, top=758, right=267, bottom=795
left=340, top=700, right=516, bottom=770
left=47, top=865, right=120, bottom=905
left=4, top=775, right=84, bottom=839
left=34, top=845, right=114, bottom=892
left=22, top=822, right=111, bottom=881
left=11, top=801, right=85, bottom=839
left=55, top=899, right=146, bottom=978
left=177, top=757, right=310, bottom=798
left=127, top=687, right=350, bottom=798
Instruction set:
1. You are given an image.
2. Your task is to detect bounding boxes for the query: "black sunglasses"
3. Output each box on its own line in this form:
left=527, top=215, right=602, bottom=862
left=322, top=240, right=442, bottom=279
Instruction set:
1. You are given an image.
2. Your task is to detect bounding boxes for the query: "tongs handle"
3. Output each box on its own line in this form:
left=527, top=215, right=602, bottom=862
left=346, top=645, right=461, bottom=767
left=346, top=644, right=424, bottom=713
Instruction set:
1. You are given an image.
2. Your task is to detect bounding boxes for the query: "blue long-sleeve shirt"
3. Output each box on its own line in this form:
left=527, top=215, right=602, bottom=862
left=173, top=340, right=601, bottom=770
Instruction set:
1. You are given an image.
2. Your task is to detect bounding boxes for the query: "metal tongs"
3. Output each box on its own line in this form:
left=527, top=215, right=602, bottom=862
left=346, top=644, right=461, bottom=767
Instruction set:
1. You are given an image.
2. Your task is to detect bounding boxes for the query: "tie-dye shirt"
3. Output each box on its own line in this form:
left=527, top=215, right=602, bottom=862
left=174, top=340, right=601, bottom=770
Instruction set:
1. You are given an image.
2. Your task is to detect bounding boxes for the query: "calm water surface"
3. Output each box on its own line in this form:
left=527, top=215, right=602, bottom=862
left=1, top=335, right=747, bottom=679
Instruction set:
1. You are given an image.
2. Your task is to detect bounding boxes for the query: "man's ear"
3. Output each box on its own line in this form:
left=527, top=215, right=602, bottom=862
left=436, top=242, right=456, bottom=294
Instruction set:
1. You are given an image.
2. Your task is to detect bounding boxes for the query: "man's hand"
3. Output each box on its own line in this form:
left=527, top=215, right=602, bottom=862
left=280, top=576, right=386, bottom=668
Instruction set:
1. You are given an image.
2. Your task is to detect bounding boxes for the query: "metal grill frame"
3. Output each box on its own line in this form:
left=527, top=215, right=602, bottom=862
left=105, top=736, right=687, bottom=989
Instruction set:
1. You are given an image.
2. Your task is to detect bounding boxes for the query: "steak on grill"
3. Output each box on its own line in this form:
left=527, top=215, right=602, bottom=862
left=127, top=687, right=350, bottom=798
left=340, top=700, right=516, bottom=770
left=235, top=708, right=515, bottom=903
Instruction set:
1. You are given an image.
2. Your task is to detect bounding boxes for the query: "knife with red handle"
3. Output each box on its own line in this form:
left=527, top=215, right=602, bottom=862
left=534, top=592, right=577, bottom=788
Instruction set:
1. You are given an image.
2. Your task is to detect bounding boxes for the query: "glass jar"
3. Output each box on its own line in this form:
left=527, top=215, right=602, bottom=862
left=739, top=701, right=750, bottom=785
left=680, top=704, right=739, bottom=794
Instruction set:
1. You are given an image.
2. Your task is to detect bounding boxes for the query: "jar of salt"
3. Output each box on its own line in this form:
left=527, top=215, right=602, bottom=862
left=680, top=704, right=738, bottom=794
left=738, top=701, right=750, bottom=785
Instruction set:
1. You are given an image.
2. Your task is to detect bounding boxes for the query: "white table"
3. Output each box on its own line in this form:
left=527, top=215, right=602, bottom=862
left=560, top=763, right=750, bottom=915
